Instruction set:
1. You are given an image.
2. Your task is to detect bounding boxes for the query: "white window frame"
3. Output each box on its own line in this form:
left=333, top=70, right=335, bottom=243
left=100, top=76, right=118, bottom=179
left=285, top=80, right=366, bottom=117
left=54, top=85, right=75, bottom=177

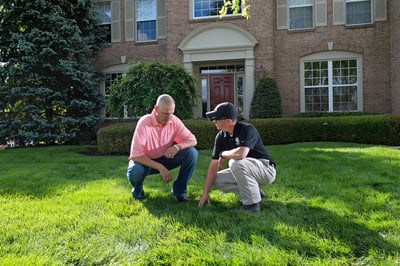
left=136, top=0, right=157, bottom=42
left=191, top=0, right=242, bottom=19
left=346, top=0, right=372, bottom=26
left=96, top=2, right=112, bottom=43
left=300, top=51, right=363, bottom=113
left=289, top=0, right=314, bottom=30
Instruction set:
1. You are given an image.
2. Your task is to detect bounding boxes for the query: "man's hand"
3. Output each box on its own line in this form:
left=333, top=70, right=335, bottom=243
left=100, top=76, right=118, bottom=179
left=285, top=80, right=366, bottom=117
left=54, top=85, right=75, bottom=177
left=159, top=167, right=173, bottom=183
left=198, top=193, right=211, bottom=207
left=163, top=145, right=179, bottom=159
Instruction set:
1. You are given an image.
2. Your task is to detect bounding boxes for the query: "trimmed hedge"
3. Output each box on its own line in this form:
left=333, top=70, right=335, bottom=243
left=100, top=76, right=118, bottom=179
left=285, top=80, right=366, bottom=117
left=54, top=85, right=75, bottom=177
left=97, top=115, right=400, bottom=154
left=248, top=115, right=398, bottom=145
left=97, top=119, right=219, bottom=155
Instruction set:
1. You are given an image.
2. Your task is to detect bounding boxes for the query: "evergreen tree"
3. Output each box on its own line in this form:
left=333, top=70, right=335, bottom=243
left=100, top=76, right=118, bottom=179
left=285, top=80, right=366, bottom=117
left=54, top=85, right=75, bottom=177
left=249, top=77, right=282, bottom=119
left=0, top=0, right=106, bottom=145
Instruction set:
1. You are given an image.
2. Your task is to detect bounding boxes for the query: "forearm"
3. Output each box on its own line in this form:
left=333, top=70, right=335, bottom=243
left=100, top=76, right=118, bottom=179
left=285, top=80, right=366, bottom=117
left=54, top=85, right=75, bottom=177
left=129, top=155, right=165, bottom=172
left=221, top=147, right=249, bottom=160
left=202, top=160, right=219, bottom=194
left=175, top=139, right=197, bottom=150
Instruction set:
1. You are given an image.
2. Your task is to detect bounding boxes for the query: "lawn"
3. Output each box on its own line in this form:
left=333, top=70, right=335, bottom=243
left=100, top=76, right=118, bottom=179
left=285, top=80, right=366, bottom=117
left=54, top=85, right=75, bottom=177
left=0, top=142, right=399, bottom=265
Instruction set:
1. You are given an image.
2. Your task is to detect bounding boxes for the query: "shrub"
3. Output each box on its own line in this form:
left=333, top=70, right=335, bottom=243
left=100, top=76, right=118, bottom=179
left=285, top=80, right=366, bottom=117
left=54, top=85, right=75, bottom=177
left=106, top=61, right=197, bottom=120
left=249, top=77, right=282, bottom=119
left=247, top=115, right=400, bottom=146
left=97, top=123, right=136, bottom=155
left=97, top=115, right=400, bottom=154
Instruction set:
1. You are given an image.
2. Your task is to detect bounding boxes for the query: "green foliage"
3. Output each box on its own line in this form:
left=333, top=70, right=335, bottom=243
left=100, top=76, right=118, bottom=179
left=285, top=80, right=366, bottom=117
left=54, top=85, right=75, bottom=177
left=107, top=61, right=197, bottom=120
left=97, top=119, right=218, bottom=154
left=97, top=123, right=137, bottom=154
left=181, top=119, right=219, bottom=150
left=247, top=114, right=400, bottom=146
left=220, top=0, right=250, bottom=19
left=249, top=77, right=282, bottom=119
left=0, top=0, right=106, bottom=145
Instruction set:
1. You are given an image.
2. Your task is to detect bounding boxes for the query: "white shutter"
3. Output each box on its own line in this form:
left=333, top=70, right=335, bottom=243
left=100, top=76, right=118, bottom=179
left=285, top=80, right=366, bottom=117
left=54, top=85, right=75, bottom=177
left=157, top=0, right=166, bottom=39
left=333, top=0, right=345, bottom=25
left=111, top=0, right=121, bottom=42
left=315, top=0, right=327, bottom=27
left=374, top=0, right=387, bottom=21
left=277, top=0, right=288, bottom=30
left=125, top=0, right=135, bottom=41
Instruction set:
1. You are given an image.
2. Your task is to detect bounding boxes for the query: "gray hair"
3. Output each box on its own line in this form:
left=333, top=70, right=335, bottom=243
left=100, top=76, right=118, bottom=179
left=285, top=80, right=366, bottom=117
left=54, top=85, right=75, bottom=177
left=156, top=94, right=175, bottom=107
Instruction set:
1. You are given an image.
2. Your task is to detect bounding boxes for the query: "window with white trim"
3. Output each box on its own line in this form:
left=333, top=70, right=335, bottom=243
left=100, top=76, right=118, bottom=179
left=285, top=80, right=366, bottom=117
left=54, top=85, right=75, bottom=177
left=277, top=0, right=326, bottom=30
left=333, top=0, right=386, bottom=26
left=104, top=73, right=124, bottom=118
left=193, top=0, right=241, bottom=18
left=96, top=2, right=112, bottom=43
left=346, top=0, right=371, bottom=25
left=289, top=0, right=314, bottom=30
left=302, top=54, right=362, bottom=112
left=136, top=0, right=157, bottom=42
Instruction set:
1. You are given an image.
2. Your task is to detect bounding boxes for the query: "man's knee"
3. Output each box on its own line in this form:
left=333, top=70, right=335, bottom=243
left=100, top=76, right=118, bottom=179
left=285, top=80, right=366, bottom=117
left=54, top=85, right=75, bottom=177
left=185, top=147, right=198, bottom=160
left=229, top=159, right=246, bottom=173
left=127, top=162, right=147, bottom=184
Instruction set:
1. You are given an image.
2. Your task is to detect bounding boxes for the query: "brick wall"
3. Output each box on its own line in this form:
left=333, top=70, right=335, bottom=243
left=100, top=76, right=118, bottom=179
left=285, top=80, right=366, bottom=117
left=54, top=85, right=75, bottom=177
left=391, top=0, right=400, bottom=114
left=273, top=1, right=392, bottom=117
left=93, top=0, right=395, bottom=117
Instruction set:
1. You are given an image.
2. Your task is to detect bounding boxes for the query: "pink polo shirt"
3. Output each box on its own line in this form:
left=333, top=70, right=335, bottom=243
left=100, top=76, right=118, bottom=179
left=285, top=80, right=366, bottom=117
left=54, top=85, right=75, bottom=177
left=129, top=110, right=196, bottom=159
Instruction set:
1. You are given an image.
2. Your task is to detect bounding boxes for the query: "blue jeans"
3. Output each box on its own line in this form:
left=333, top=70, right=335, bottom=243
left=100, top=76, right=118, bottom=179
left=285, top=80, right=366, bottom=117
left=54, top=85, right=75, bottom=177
left=127, top=147, right=198, bottom=198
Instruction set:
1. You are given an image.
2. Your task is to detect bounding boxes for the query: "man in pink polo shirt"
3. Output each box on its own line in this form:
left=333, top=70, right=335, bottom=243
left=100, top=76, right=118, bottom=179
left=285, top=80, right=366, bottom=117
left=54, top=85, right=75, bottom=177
left=127, top=94, right=198, bottom=202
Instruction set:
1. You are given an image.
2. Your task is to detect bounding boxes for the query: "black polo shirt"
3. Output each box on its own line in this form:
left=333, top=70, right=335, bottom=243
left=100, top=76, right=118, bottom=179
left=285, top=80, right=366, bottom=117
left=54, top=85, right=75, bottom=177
left=211, top=121, right=275, bottom=166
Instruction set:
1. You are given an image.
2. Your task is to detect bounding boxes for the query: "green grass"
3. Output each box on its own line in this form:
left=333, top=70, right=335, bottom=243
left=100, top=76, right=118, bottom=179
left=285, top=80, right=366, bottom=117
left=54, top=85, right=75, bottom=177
left=0, top=143, right=399, bottom=265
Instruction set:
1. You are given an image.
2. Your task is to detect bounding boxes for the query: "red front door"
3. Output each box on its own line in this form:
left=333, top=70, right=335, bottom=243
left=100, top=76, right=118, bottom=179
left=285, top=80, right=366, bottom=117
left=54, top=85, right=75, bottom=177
left=210, top=74, right=234, bottom=111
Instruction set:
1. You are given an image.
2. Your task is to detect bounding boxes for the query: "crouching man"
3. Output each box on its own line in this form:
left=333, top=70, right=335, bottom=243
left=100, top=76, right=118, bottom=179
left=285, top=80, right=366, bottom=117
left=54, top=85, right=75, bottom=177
left=127, top=94, right=198, bottom=202
left=198, top=102, right=276, bottom=212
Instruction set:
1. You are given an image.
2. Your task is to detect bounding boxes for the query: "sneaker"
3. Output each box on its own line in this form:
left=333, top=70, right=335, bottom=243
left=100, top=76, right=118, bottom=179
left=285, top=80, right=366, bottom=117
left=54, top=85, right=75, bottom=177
left=234, top=203, right=260, bottom=212
left=131, top=187, right=145, bottom=200
left=176, top=195, right=190, bottom=202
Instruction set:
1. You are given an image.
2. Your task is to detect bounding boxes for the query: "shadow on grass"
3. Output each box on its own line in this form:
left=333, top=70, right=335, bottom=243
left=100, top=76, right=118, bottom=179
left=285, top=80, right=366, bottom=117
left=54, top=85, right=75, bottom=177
left=0, top=145, right=128, bottom=197
left=140, top=195, right=399, bottom=260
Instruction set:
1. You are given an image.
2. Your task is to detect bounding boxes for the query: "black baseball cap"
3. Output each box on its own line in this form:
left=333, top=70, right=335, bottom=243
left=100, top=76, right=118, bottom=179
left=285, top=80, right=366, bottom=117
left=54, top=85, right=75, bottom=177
left=206, top=102, right=238, bottom=120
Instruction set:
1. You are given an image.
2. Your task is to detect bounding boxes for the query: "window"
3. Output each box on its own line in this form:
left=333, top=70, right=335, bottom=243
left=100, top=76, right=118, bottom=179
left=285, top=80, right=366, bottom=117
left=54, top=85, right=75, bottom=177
left=277, top=0, right=326, bottom=30
left=136, top=0, right=157, bottom=42
left=104, top=73, right=124, bottom=118
left=193, top=0, right=241, bottom=18
left=289, top=0, right=313, bottom=30
left=302, top=57, right=360, bottom=112
left=237, top=75, right=244, bottom=115
left=333, top=0, right=386, bottom=26
left=201, top=78, right=208, bottom=117
left=346, top=0, right=371, bottom=25
left=96, top=2, right=112, bottom=43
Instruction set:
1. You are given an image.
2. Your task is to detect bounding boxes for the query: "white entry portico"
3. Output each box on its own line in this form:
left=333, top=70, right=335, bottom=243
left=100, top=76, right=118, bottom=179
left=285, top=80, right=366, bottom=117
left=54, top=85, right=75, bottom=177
left=178, top=23, right=258, bottom=119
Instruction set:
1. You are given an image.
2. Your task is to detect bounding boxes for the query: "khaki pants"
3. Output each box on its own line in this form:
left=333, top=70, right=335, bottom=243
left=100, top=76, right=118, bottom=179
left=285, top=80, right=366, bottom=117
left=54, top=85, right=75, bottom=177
left=213, top=158, right=276, bottom=205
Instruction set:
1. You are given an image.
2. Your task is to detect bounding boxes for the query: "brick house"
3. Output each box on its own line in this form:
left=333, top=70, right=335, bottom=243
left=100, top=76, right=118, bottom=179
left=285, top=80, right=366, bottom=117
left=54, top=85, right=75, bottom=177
left=93, top=0, right=398, bottom=119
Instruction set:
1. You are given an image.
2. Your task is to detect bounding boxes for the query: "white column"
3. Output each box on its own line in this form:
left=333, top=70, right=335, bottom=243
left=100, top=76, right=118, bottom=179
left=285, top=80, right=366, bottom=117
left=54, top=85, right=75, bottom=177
left=244, top=51, right=255, bottom=119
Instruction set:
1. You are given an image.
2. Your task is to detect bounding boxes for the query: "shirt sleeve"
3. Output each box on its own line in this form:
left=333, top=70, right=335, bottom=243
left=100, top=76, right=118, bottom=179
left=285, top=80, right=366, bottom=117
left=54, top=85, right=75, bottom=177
left=211, top=132, right=223, bottom=160
left=172, top=117, right=197, bottom=144
left=129, top=118, right=147, bottom=158
left=238, top=125, right=258, bottom=150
